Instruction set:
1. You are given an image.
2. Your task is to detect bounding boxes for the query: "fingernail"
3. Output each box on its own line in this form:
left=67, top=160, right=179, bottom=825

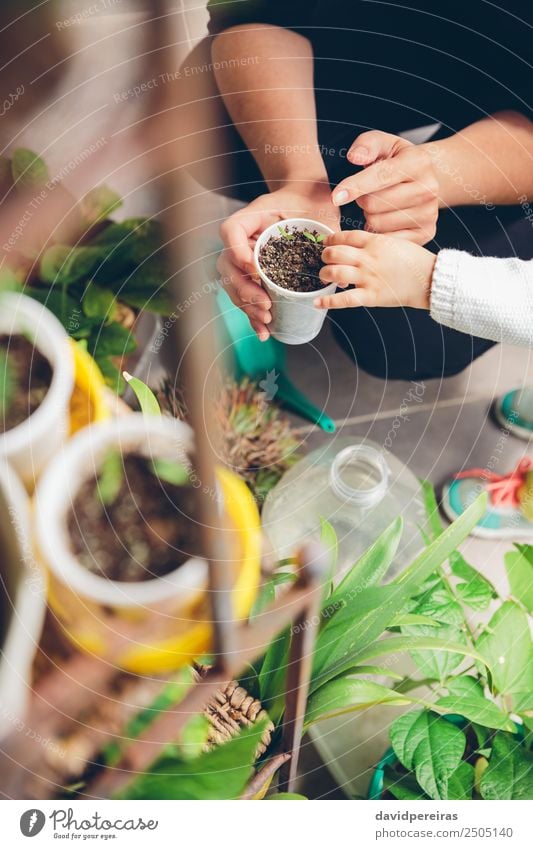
left=333, top=189, right=349, bottom=206
left=348, top=145, right=370, bottom=162
left=314, top=298, right=322, bottom=308
left=258, top=330, right=269, bottom=341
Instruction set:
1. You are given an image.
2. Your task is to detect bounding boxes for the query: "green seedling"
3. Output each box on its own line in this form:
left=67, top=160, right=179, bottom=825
left=97, top=449, right=123, bottom=506
left=302, top=230, right=325, bottom=244
left=277, top=225, right=295, bottom=240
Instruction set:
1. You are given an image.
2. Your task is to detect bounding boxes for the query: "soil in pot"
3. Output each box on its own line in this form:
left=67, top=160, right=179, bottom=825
left=0, top=334, right=53, bottom=432
left=67, top=453, right=203, bottom=582
left=258, top=226, right=325, bottom=292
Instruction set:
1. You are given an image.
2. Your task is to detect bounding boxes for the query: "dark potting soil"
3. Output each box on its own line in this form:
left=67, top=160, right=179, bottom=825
left=258, top=226, right=325, bottom=292
left=0, top=334, right=53, bottom=433
left=68, top=453, right=203, bottom=582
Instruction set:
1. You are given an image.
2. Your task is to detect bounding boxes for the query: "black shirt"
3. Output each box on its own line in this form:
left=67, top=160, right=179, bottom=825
left=207, top=1, right=532, bottom=135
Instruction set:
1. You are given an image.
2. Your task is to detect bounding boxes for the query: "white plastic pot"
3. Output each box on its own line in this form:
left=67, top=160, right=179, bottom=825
left=0, top=460, right=46, bottom=741
left=0, top=293, right=74, bottom=488
left=254, top=217, right=336, bottom=345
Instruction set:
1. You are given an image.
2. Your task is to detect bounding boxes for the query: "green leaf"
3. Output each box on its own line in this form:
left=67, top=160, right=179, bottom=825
left=305, top=678, right=411, bottom=727
left=328, top=516, right=403, bottom=608
left=124, top=372, right=161, bottom=416
left=11, top=148, right=49, bottom=190
left=90, top=217, right=164, bottom=266
left=447, top=761, right=475, bottom=800
left=82, top=282, right=116, bottom=322
left=152, top=458, right=189, bottom=486
left=259, top=626, right=291, bottom=717
left=0, top=265, right=22, bottom=293
left=179, top=714, right=210, bottom=761
left=411, top=580, right=464, bottom=626
left=475, top=601, right=533, bottom=701
left=479, top=733, right=533, bottom=800
left=505, top=548, right=533, bottom=613
left=267, top=792, right=308, bottom=800
left=80, top=185, right=122, bottom=225
left=383, top=765, right=429, bottom=800
left=451, top=551, right=497, bottom=611
left=250, top=570, right=295, bottom=621
left=343, top=634, right=490, bottom=677
left=420, top=479, right=444, bottom=540
left=390, top=710, right=466, bottom=800
left=404, top=623, right=467, bottom=681
left=120, top=287, right=175, bottom=315
left=95, top=356, right=126, bottom=395
left=302, top=230, right=316, bottom=242
left=24, top=286, right=96, bottom=338
left=319, top=517, right=338, bottom=576
left=118, top=719, right=266, bottom=800
left=277, top=225, right=295, bottom=240
left=436, top=676, right=515, bottom=732
left=40, top=244, right=108, bottom=287
left=97, top=450, right=123, bottom=506
left=347, top=665, right=404, bottom=681
left=89, top=322, right=136, bottom=358
left=389, top=613, right=439, bottom=627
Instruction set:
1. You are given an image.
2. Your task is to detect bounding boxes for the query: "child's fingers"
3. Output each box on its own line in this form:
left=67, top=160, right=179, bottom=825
left=324, top=230, right=374, bottom=249
left=319, top=264, right=359, bottom=287
left=314, top=288, right=371, bottom=310
left=321, top=244, right=361, bottom=265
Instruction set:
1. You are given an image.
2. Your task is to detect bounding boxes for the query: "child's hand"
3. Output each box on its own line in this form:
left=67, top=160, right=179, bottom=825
left=315, top=230, right=436, bottom=310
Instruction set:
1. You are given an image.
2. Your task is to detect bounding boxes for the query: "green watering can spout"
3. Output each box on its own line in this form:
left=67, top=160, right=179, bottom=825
left=216, top=287, right=336, bottom=434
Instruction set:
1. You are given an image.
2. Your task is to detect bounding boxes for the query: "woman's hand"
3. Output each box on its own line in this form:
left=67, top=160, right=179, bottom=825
left=315, top=230, right=436, bottom=310
left=217, top=182, right=339, bottom=339
left=331, top=131, right=440, bottom=245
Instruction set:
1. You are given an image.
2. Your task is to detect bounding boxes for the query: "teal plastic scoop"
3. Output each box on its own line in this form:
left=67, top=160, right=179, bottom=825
left=216, top=287, right=335, bottom=433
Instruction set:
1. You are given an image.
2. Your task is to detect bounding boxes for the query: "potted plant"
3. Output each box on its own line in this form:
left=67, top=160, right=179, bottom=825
left=34, top=413, right=261, bottom=674
left=369, top=488, right=533, bottom=801
left=0, top=459, right=46, bottom=739
left=0, top=292, right=74, bottom=486
left=254, top=218, right=336, bottom=344
left=1, top=147, right=174, bottom=395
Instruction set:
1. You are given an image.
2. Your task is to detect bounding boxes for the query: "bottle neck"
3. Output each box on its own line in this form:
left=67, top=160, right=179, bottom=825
left=329, top=445, right=389, bottom=508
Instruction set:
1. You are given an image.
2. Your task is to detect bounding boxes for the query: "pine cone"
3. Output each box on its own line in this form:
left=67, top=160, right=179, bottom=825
left=195, top=666, right=274, bottom=757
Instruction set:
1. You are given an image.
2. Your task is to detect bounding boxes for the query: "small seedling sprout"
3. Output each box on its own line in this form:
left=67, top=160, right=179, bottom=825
left=302, top=230, right=325, bottom=243
left=277, top=225, right=295, bottom=240
left=152, top=457, right=190, bottom=486
left=98, top=449, right=123, bottom=506
left=123, top=371, right=161, bottom=416
left=0, top=349, right=14, bottom=416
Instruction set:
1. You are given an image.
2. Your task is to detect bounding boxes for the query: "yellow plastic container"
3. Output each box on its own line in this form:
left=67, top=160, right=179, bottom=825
left=35, top=415, right=261, bottom=674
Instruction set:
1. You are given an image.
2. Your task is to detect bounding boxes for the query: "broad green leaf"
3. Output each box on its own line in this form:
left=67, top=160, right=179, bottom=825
left=124, top=372, right=161, bottom=416
left=24, top=286, right=96, bottom=338
left=259, top=625, right=291, bottom=717
left=90, top=218, right=164, bottom=266
left=390, top=710, right=466, bottom=800
left=305, top=678, right=411, bottom=727
left=341, top=634, right=490, bottom=677
left=40, top=245, right=77, bottom=285
left=120, top=287, right=175, bottom=315
left=383, top=765, right=428, bottom=800
left=475, top=601, right=533, bottom=700
left=389, top=613, right=439, bottom=628
left=479, top=732, right=533, bottom=800
left=112, top=255, right=169, bottom=292
left=89, top=322, right=136, bottom=358
left=436, top=676, right=514, bottom=732
left=80, top=185, right=122, bottom=225
left=40, top=245, right=109, bottom=286
left=118, top=719, right=266, bottom=800
left=505, top=549, right=533, bottom=613
left=82, top=282, right=116, bottom=322
left=328, top=517, right=403, bottom=608
left=403, top=624, right=467, bottom=681
left=11, top=148, right=49, bottom=189
left=98, top=450, right=123, bottom=506
left=411, top=580, right=464, bottom=626
left=450, top=551, right=497, bottom=611
left=447, top=761, right=475, bottom=800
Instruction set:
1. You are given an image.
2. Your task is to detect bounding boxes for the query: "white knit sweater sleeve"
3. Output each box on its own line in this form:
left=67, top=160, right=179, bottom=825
left=429, top=249, right=533, bottom=347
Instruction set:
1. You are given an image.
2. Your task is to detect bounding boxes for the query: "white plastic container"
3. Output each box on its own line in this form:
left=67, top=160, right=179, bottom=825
left=254, top=217, right=336, bottom=345
left=0, top=293, right=74, bottom=488
left=262, top=437, right=429, bottom=578
left=0, top=460, right=46, bottom=740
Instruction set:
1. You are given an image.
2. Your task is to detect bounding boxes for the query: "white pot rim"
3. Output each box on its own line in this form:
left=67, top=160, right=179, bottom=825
left=35, top=414, right=209, bottom=607
left=0, top=293, right=74, bottom=453
left=254, top=217, right=336, bottom=301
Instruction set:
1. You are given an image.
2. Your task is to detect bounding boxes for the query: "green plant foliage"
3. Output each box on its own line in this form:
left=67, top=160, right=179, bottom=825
left=0, top=349, right=15, bottom=416
left=152, top=458, right=189, bottom=486
left=277, top=225, right=295, bottom=240
left=124, top=372, right=161, bottom=416
left=475, top=601, right=533, bottom=704
left=118, top=720, right=267, bottom=800
left=435, top=676, right=515, bottom=732
left=479, top=733, right=533, bottom=800
left=305, top=678, right=411, bottom=726
left=97, top=450, right=123, bottom=506
left=82, top=282, right=116, bottom=322
left=390, top=711, right=466, bottom=800
left=505, top=546, right=533, bottom=613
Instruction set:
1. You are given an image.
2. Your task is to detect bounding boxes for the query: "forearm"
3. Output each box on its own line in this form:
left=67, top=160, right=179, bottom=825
left=211, top=24, right=328, bottom=189
left=430, top=250, right=533, bottom=346
left=423, top=111, right=533, bottom=208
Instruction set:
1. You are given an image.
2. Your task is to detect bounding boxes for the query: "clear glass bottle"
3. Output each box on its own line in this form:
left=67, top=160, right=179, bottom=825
left=262, top=437, right=428, bottom=579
